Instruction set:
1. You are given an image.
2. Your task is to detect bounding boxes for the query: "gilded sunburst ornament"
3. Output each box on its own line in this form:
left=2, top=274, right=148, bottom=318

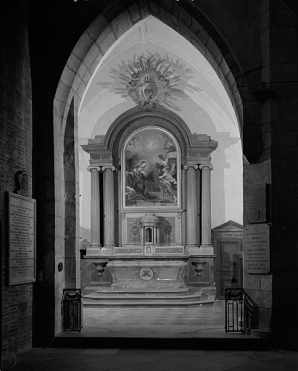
left=99, top=53, right=198, bottom=111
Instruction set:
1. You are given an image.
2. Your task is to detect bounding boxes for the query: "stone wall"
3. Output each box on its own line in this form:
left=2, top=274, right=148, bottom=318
left=243, top=161, right=273, bottom=334
left=243, top=0, right=298, bottom=346
left=0, top=2, right=33, bottom=354
left=1, top=0, right=294, bottom=349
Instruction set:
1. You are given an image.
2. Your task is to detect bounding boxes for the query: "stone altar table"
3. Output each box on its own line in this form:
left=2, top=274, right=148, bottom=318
left=107, top=256, right=188, bottom=289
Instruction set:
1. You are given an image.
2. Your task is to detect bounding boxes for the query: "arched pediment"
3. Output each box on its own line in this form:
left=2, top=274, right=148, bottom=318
left=104, top=106, right=217, bottom=165
left=105, top=106, right=191, bottom=159
left=82, top=106, right=218, bottom=169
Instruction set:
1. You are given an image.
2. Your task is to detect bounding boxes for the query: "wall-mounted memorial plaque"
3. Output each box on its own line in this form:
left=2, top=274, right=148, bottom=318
left=247, top=184, right=266, bottom=223
left=244, top=224, right=270, bottom=274
left=8, top=192, right=36, bottom=285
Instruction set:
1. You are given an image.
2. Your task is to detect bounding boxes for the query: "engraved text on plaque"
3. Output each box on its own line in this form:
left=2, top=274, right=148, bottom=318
left=8, top=193, right=36, bottom=285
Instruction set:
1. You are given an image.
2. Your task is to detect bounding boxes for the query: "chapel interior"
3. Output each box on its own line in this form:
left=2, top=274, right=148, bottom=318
left=0, top=0, right=297, bottom=355
left=78, top=16, right=243, bottom=307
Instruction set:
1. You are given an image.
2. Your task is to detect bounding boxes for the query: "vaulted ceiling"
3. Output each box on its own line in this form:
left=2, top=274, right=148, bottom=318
left=78, top=16, right=240, bottom=143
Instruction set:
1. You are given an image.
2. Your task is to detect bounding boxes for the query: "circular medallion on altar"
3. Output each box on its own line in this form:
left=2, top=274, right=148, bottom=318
left=139, top=267, right=154, bottom=280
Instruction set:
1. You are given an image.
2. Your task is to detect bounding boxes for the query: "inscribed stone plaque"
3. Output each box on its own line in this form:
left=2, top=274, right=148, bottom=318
left=247, top=184, right=266, bottom=223
left=244, top=224, right=270, bottom=274
left=8, top=193, right=36, bottom=285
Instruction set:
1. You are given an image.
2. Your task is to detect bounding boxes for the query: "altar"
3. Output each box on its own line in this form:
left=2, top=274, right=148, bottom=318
left=107, top=256, right=188, bottom=289
left=81, top=108, right=218, bottom=305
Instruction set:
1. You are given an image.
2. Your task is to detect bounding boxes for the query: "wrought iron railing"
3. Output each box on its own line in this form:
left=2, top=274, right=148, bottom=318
left=225, top=287, right=244, bottom=333
left=63, top=289, right=82, bottom=332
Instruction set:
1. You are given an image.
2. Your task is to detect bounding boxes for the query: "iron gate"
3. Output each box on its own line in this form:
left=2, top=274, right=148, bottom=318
left=63, top=289, right=82, bottom=332
left=225, top=287, right=244, bottom=333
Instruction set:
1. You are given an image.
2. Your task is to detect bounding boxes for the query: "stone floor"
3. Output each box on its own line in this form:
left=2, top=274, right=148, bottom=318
left=2, top=301, right=297, bottom=370
left=3, top=347, right=297, bottom=371
left=54, top=300, right=259, bottom=350
left=77, top=300, right=227, bottom=338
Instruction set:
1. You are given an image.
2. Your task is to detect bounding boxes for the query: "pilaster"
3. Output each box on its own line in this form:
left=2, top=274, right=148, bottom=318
left=199, top=164, right=214, bottom=255
left=184, top=164, right=199, bottom=255
left=82, top=136, right=114, bottom=256
left=86, top=166, right=101, bottom=256
left=102, top=166, right=116, bottom=249
left=185, top=133, right=217, bottom=256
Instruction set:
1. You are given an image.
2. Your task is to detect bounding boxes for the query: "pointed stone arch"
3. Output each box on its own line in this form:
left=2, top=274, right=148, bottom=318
left=55, top=1, right=243, bottom=140
left=53, top=0, right=247, bottom=336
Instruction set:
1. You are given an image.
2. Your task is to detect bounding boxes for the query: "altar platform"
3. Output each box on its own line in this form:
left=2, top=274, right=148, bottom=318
left=82, top=254, right=216, bottom=306
left=83, top=287, right=215, bottom=307
left=54, top=301, right=262, bottom=349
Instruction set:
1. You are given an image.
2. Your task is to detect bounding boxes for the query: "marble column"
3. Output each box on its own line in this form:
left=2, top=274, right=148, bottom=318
left=181, top=166, right=186, bottom=246
left=88, top=167, right=101, bottom=254
left=185, top=165, right=198, bottom=253
left=196, top=169, right=201, bottom=245
left=103, top=166, right=116, bottom=248
left=117, top=167, right=122, bottom=246
left=199, top=164, right=213, bottom=249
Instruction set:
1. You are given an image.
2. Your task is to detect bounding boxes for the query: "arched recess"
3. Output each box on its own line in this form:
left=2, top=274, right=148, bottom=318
left=103, top=107, right=192, bottom=249
left=53, top=0, right=246, bottom=334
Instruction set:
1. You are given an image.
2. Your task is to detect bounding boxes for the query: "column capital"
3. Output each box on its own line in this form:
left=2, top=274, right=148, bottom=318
left=199, top=164, right=213, bottom=170
left=101, top=166, right=116, bottom=172
left=87, top=166, right=101, bottom=172
left=184, top=164, right=199, bottom=170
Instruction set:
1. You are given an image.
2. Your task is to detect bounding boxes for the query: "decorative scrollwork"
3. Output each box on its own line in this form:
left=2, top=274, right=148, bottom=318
left=199, top=151, right=210, bottom=157
left=101, top=152, right=112, bottom=159
left=188, top=150, right=199, bottom=157
left=188, top=150, right=210, bottom=158
left=163, top=224, right=173, bottom=236
left=91, top=153, right=101, bottom=159
left=130, top=225, right=140, bottom=236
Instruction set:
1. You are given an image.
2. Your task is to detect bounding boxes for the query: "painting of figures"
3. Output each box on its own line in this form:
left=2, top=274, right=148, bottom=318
left=124, top=127, right=180, bottom=207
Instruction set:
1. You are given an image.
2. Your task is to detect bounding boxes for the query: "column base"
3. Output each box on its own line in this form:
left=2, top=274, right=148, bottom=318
left=99, top=247, right=114, bottom=255
left=199, top=244, right=214, bottom=255
left=185, top=246, right=200, bottom=255
left=85, top=247, right=112, bottom=257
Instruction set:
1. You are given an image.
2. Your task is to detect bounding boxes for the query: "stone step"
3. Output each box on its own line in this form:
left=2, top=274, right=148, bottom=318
left=83, top=294, right=215, bottom=307
left=83, top=286, right=192, bottom=296
left=52, top=335, right=263, bottom=350
left=83, top=288, right=192, bottom=297
left=94, top=288, right=191, bottom=295
left=84, top=292, right=201, bottom=301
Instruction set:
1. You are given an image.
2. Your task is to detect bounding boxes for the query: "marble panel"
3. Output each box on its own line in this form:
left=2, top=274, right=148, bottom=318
left=107, top=259, right=187, bottom=289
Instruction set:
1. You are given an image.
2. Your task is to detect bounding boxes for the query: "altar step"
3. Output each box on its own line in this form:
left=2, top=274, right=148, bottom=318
left=83, top=288, right=215, bottom=307
left=85, top=287, right=191, bottom=296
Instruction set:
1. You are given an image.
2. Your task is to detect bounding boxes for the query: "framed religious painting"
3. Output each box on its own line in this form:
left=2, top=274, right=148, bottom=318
left=122, top=126, right=181, bottom=209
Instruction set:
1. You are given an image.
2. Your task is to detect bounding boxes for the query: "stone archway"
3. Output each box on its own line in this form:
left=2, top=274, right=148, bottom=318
left=53, top=0, right=246, bottom=337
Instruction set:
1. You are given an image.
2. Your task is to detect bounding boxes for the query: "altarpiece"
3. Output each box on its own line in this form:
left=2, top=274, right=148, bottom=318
left=82, top=108, right=217, bottom=293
